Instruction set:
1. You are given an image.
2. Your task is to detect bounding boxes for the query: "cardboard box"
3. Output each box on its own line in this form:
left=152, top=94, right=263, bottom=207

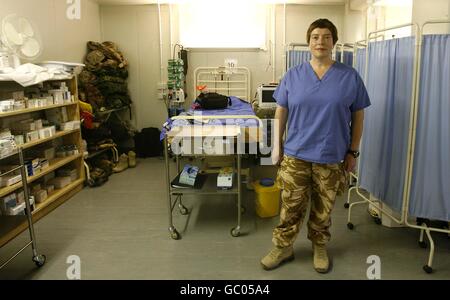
left=13, top=100, right=26, bottom=110
left=40, top=159, right=49, bottom=170
left=0, top=100, right=15, bottom=112
left=60, top=121, right=80, bottom=131
left=217, top=167, right=234, bottom=189
left=31, top=183, right=41, bottom=193
left=26, top=130, right=39, bottom=142
left=14, top=134, right=24, bottom=145
left=0, top=174, right=22, bottom=187
left=42, top=147, right=55, bottom=160
left=57, top=168, right=77, bottom=182
left=6, top=202, right=25, bottom=215
left=34, top=190, right=48, bottom=204
left=45, top=107, right=68, bottom=126
left=12, top=91, right=25, bottom=100
left=15, top=190, right=24, bottom=204
left=12, top=120, right=35, bottom=132
left=48, top=176, right=71, bottom=189
left=0, top=194, right=17, bottom=214
left=38, top=126, right=55, bottom=139
left=43, top=172, right=55, bottom=182
left=49, top=90, right=64, bottom=104
left=45, top=184, right=54, bottom=194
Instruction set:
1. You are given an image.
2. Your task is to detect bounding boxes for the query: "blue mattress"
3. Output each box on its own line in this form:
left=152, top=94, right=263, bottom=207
left=172, top=96, right=259, bottom=127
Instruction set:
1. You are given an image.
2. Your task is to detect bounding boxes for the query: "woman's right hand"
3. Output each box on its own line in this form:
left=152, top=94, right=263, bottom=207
left=271, top=145, right=284, bottom=166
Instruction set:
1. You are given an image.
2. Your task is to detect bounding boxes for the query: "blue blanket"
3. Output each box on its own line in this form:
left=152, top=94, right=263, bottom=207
left=172, top=96, right=258, bottom=127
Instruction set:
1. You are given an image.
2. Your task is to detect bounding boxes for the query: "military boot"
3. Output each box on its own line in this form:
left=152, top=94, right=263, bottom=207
left=128, top=151, right=136, bottom=168
left=260, top=246, right=294, bottom=270
left=113, top=153, right=129, bottom=173
left=312, top=243, right=330, bottom=273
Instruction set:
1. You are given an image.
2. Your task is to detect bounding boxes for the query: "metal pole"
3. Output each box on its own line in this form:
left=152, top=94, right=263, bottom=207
left=164, top=136, right=174, bottom=233
left=19, top=148, right=38, bottom=257
left=235, top=152, right=241, bottom=236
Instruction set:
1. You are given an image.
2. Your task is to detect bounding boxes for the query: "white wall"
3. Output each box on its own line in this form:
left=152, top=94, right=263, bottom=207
left=100, top=5, right=169, bottom=130
left=384, top=5, right=413, bottom=38
left=100, top=4, right=347, bottom=130
left=365, top=0, right=450, bottom=38
left=412, top=0, right=450, bottom=34
left=275, top=4, right=345, bottom=81
left=343, top=1, right=366, bottom=43
left=0, top=0, right=102, bottom=63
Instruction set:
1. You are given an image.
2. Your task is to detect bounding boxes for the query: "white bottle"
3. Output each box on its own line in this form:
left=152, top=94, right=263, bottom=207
left=177, top=89, right=185, bottom=103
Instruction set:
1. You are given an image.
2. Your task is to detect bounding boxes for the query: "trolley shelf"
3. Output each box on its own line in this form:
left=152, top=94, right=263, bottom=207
left=170, top=174, right=238, bottom=195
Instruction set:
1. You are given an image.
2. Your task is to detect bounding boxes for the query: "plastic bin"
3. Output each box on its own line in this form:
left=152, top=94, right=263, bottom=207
left=254, top=178, right=280, bottom=218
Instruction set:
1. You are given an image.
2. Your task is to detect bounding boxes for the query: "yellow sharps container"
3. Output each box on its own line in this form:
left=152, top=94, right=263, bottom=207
left=254, top=178, right=280, bottom=218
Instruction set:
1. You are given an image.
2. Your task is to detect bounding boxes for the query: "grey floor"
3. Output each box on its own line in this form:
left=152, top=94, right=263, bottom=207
left=0, top=157, right=449, bottom=280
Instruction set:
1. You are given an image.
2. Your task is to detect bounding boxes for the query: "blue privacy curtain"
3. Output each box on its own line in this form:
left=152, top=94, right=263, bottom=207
left=288, top=49, right=352, bottom=69
left=335, top=50, right=342, bottom=63
left=335, top=50, right=353, bottom=66
left=355, top=48, right=366, bottom=79
left=409, top=35, right=450, bottom=221
left=343, top=51, right=354, bottom=66
left=359, top=37, right=415, bottom=212
left=287, top=50, right=311, bottom=69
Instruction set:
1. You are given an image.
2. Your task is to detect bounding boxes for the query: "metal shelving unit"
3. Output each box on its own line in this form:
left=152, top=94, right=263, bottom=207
left=0, top=76, right=84, bottom=271
left=0, top=148, right=46, bottom=270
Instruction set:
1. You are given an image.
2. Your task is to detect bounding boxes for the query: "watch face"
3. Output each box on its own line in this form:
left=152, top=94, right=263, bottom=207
left=348, top=150, right=359, bottom=158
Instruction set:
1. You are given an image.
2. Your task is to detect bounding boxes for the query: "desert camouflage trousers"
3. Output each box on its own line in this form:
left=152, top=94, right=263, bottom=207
left=272, top=155, right=348, bottom=247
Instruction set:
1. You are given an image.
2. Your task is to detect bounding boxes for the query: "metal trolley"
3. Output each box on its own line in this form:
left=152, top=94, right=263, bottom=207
left=164, top=123, right=244, bottom=240
left=0, top=148, right=46, bottom=270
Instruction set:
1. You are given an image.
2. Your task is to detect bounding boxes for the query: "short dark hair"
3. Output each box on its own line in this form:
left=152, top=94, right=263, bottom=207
left=306, top=19, right=338, bottom=45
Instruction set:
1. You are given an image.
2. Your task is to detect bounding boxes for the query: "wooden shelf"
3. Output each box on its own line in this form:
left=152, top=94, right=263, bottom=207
left=0, top=154, right=82, bottom=198
left=21, top=129, right=80, bottom=150
left=0, top=102, right=78, bottom=118
left=0, top=178, right=84, bottom=248
left=0, top=76, right=84, bottom=265
left=33, top=178, right=84, bottom=214
left=0, top=129, right=80, bottom=160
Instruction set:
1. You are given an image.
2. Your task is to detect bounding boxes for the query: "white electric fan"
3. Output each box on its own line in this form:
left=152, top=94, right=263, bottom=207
left=0, top=14, right=43, bottom=73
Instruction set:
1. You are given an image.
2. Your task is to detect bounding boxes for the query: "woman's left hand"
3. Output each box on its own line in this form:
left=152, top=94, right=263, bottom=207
left=344, top=154, right=357, bottom=172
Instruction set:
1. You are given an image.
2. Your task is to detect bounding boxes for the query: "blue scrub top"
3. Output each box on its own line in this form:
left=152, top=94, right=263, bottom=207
left=274, top=61, right=371, bottom=164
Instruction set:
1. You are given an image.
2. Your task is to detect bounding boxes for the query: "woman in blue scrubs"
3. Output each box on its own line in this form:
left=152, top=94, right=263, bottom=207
left=261, top=19, right=371, bottom=273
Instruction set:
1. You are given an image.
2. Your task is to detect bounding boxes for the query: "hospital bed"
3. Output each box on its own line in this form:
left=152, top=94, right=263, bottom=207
left=162, top=66, right=264, bottom=240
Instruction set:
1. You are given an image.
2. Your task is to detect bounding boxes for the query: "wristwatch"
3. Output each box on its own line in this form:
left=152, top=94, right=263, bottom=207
left=347, top=149, right=360, bottom=158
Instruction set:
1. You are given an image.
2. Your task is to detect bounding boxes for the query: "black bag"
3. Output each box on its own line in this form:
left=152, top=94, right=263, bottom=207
left=196, top=92, right=230, bottom=110
left=134, top=127, right=163, bottom=157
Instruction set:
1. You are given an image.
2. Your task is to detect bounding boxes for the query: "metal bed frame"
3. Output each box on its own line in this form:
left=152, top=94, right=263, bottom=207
left=194, top=66, right=251, bottom=102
